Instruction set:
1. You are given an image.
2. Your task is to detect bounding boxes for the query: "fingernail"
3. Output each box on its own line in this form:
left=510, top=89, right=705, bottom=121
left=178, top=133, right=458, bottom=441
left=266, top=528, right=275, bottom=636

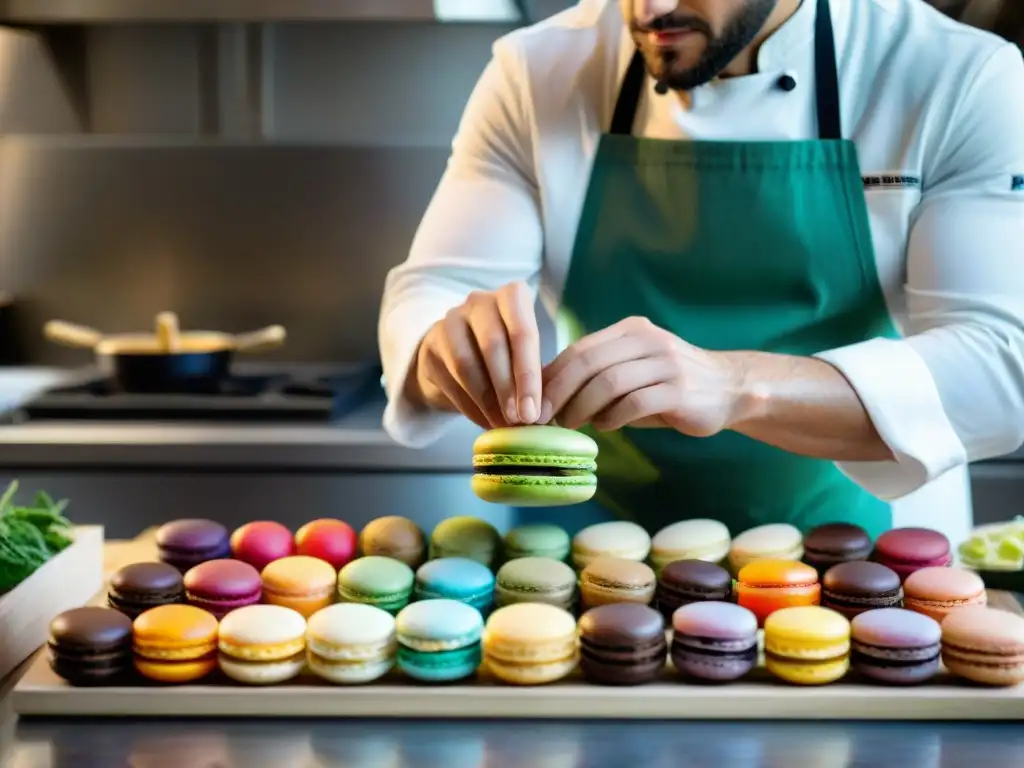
left=520, top=397, right=538, bottom=423
left=539, top=400, right=553, bottom=424
left=505, top=398, right=519, bottom=423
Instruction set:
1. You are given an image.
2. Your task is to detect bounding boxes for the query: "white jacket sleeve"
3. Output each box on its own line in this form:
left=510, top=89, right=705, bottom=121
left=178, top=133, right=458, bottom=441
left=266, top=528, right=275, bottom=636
left=816, top=43, right=1024, bottom=499
left=378, top=42, right=544, bottom=448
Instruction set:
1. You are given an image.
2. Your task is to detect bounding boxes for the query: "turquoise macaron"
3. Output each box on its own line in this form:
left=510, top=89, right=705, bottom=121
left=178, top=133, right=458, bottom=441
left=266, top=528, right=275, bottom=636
left=395, top=599, right=484, bottom=682
left=337, top=556, right=415, bottom=614
left=414, top=558, right=495, bottom=613
left=503, top=524, right=571, bottom=561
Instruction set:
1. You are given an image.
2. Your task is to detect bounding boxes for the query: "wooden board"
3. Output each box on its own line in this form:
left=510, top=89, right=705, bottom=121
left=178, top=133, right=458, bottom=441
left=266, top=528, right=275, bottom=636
left=0, top=526, right=104, bottom=681
left=11, top=533, right=1024, bottom=721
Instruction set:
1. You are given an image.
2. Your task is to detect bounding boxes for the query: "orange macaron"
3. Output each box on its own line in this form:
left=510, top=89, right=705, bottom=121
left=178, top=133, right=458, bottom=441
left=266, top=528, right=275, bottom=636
left=132, top=604, right=219, bottom=683
left=735, top=559, right=821, bottom=626
left=260, top=555, right=337, bottom=618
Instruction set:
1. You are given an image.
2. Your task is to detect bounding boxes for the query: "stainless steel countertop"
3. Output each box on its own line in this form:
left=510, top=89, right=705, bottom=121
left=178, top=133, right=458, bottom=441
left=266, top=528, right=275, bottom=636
left=6, top=715, right=1024, bottom=767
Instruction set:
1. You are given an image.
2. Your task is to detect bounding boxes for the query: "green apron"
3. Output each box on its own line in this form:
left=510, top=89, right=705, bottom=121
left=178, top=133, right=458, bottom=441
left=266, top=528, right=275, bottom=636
left=555, top=0, right=898, bottom=540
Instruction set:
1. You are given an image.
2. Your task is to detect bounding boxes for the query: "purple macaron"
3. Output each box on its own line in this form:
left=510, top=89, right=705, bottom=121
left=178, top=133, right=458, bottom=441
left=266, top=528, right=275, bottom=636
left=183, top=559, right=263, bottom=618
left=851, top=608, right=942, bottom=685
left=156, top=519, right=232, bottom=572
left=671, top=601, right=758, bottom=682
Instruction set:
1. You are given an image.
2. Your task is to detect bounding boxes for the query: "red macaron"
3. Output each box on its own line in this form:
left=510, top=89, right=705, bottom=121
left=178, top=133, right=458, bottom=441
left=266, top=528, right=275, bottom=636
left=295, top=519, right=357, bottom=570
left=183, top=559, right=263, bottom=619
left=872, top=527, right=951, bottom=582
left=230, top=521, right=295, bottom=571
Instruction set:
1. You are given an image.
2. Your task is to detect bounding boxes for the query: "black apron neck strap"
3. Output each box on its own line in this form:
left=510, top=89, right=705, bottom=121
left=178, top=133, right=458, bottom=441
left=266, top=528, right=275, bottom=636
left=609, top=0, right=843, bottom=140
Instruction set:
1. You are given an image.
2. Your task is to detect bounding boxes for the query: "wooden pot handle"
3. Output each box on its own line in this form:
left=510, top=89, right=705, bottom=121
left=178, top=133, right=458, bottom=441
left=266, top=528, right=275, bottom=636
left=43, top=320, right=105, bottom=349
left=233, top=325, right=286, bottom=353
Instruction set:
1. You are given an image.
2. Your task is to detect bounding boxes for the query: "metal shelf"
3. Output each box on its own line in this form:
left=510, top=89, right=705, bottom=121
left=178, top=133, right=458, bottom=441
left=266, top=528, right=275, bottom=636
left=0, top=0, right=525, bottom=23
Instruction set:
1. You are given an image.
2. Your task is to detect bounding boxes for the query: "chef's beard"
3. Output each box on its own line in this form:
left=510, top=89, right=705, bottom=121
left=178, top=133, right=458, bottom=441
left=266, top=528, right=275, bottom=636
left=633, top=0, right=779, bottom=91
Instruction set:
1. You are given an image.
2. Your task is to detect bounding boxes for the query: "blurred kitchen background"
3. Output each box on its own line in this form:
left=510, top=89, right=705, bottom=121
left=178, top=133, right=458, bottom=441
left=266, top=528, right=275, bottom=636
left=0, top=0, right=1020, bottom=537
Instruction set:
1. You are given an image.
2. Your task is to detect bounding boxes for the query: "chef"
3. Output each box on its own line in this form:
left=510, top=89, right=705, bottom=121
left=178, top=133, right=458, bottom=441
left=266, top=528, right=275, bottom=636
left=378, top=0, right=1024, bottom=544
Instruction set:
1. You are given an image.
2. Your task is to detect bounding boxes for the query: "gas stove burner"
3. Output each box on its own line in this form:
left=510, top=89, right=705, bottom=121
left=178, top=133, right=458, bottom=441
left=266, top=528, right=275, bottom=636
left=2, top=362, right=382, bottom=423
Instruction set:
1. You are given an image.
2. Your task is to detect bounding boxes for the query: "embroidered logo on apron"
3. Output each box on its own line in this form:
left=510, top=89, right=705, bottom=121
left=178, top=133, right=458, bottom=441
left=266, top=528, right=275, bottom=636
left=862, top=172, right=922, bottom=190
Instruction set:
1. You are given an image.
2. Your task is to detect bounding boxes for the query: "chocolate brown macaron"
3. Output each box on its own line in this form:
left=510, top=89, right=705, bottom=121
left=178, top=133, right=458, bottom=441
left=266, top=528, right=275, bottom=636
left=655, top=560, right=733, bottom=620
left=578, top=603, right=667, bottom=685
left=821, top=561, right=903, bottom=619
left=359, top=515, right=426, bottom=568
left=49, top=606, right=134, bottom=686
left=803, top=523, right=873, bottom=574
left=108, top=561, right=185, bottom=619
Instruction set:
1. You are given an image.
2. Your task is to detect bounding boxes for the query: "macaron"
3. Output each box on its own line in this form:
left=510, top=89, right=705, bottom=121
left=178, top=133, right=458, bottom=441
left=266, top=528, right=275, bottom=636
left=48, top=607, right=134, bottom=686
left=306, top=603, right=397, bottom=684
left=295, top=518, right=358, bottom=570
left=578, top=603, right=666, bottom=685
left=850, top=608, right=941, bottom=685
left=183, top=559, right=263, bottom=619
left=655, top=559, right=733, bottom=621
left=483, top=603, right=578, bottom=685
left=155, top=519, right=231, bottom=572
left=802, top=522, right=873, bottom=573
left=579, top=557, right=656, bottom=609
left=470, top=425, right=598, bottom=506
left=494, top=557, right=576, bottom=610
left=763, top=605, right=851, bottom=685
left=107, top=561, right=185, bottom=619
left=502, top=523, right=571, bottom=562
left=337, top=556, right=414, bottom=614
left=820, top=561, right=903, bottom=620
left=395, top=599, right=484, bottom=682
left=132, top=604, right=219, bottom=684
left=902, top=566, right=987, bottom=622
left=728, top=523, right=803, bottom=573
left=670, top=601, right=758, bottom=682
left=229, top=521, right=295, bottom=572
left=217, top=604, right=306, bottom=685
left=941, top=606, right=1024, bottom=686
left=872, top=527, right=952, bottom=581
left=415, top=557, right=495, bottom=612
left=735, top=559, right=821, bottom=626
left=429, top=516, right=501, bottom=568
left=260, top=555, right=337, bottom=619
left=358, top=516, right=426, bottom=568
left=571, top=521, right=651, bottom=570
left=650, top=519, right=731, bottom=573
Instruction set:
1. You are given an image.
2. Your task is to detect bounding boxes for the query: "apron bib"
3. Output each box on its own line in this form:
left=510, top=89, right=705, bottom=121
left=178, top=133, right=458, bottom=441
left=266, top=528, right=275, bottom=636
left=556, top=0, right=899, bottom=539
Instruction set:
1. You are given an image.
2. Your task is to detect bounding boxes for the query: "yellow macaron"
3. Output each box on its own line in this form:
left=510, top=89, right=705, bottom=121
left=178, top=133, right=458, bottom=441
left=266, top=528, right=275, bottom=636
left=133, top=604, right=219, bottom=684
left=764, top=605, right=850, bottom=685
left=483, top=603, right=578, bottom=685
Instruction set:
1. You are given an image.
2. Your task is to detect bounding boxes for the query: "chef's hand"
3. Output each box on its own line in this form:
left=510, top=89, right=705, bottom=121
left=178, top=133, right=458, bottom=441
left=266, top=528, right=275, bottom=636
left=540, top=316, right=744, bottom=435
left=410, top=281, right=543, bottom=429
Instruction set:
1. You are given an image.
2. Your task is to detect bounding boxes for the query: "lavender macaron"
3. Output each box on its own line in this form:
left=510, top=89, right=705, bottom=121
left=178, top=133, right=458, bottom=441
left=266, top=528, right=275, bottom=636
left=851, top=608, right=942, bottom=685
left=671, top=601, right=758, bottom=682
left=156, top=519, right=232, bottom=572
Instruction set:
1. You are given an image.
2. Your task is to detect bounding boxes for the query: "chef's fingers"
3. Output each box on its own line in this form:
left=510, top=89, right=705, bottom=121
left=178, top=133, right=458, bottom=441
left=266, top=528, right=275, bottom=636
left=420, top=347, right=492, bottom=429
left=557, top=358, right=674, bottom=430
left=542, top=333, right=658, bottom=424
left=541, top=317, right=635, bottom=392
left=466, top=293, right=517, bottom=424
left=438, top=310, right=506, bottom=427
left=495, top=281, right=542, bottom=424
left=591, top=383, right=676, bottom=432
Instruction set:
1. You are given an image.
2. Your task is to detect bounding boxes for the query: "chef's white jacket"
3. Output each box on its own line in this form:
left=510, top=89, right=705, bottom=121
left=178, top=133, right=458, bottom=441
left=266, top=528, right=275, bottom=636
left=378, top=0, right=1024, bottom=542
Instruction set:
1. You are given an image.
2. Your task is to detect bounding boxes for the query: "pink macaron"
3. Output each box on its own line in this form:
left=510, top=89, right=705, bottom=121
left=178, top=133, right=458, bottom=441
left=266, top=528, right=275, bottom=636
left=183, top=559, right=263, bottom=618
left=230, top=521, right=295, bottom=571
left=872, top=528, right=951, bottom=582
left=902, top=567, right=987, bottom=623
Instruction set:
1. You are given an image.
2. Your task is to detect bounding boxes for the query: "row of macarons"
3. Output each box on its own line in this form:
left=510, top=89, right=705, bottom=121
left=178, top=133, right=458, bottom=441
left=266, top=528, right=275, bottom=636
left=48, top=596, right=1024, bottom=689
left=156, top=515, right=953, bottom=579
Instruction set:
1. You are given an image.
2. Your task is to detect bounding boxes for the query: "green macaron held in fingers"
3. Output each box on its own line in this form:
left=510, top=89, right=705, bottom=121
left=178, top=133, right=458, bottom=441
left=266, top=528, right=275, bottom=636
left=471, top=426, right=598, bottom=506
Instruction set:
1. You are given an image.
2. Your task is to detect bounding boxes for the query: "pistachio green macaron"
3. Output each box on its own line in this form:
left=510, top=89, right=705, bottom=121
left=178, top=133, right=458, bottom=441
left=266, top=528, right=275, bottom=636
left=337, top=556, right=415, bottom=614
left=471, top=426, right=598, bottom=507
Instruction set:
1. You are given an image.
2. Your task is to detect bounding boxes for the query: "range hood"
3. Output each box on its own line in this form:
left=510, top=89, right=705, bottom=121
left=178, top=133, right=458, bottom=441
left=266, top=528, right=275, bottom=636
left=0, top=0, right=546, bottom=23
